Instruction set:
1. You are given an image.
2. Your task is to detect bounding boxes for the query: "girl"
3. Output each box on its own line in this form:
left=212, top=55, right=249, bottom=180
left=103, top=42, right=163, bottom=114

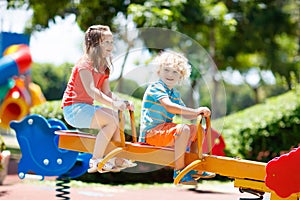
left=62, top=25, right=136, bottom=173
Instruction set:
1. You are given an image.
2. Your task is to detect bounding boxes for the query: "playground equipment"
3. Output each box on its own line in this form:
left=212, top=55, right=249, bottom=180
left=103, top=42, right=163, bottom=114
left=10, top=114, right=91, bottom=198
left=55, top=110, right=300, bottom=200
left=0, top=44, right=46, bottom=129
left=265, top=147, right=300, bottom=199
left=0, top=44, right=32, bottom=85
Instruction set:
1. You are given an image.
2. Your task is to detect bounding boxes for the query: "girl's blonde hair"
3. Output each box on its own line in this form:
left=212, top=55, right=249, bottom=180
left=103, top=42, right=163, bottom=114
left=84, top=25, right=113, bottom=73
left=155, top=51, right=191, bottom=81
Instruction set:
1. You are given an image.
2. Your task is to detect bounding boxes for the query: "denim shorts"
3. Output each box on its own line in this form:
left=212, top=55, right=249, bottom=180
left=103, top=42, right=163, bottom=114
left=63, top=103, right=101, bottom=128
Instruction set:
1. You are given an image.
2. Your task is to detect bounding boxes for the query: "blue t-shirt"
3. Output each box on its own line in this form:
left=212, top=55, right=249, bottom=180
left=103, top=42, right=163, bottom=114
left=139, top=80, right=185, bottom=142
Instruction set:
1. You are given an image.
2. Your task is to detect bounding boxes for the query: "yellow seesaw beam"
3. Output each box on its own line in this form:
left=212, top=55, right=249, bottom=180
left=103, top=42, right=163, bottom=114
left=55, top=111, right=300, bottom=200
left=56, top=131, right=265, bottom=179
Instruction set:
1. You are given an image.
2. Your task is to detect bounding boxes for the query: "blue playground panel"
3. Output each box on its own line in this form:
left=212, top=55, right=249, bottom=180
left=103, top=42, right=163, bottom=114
left=10, top=114, right=91, bottom=180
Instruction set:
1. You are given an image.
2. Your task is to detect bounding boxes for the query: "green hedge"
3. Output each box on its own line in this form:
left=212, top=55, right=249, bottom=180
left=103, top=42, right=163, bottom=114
left=213, top=88, right=300, bottom=161
left=29, top=89, right=300, bottom=183
left=30, top=93, right=143, bottom=138
left=31, top=88, right=300, bottom=164
left=30, top=96, right=175, bottom=184
left=30, top=93, right=185, bottom=136
left=30, top=100, right=64, bottom=121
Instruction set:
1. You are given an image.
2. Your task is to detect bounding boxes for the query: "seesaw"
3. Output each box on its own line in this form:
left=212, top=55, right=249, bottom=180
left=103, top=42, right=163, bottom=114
left=55, top=110, right=300, bottom=200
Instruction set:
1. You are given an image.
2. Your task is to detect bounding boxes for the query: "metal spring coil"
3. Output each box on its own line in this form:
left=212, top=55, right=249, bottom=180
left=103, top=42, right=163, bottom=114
left=56, top=177, right=70, bottom=199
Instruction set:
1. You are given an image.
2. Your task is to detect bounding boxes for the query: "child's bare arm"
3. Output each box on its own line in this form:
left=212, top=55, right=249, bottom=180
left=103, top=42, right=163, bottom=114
left=181, top=107, right=211, bottom=119
left=101, top=78, right=117, bottom=99
left=79, top=70, right=127, bottom=110
left=160, top=97, right=210, bottom=119
left=160, top=97, right=199, bottom=115
left=102, top=78, right=134, bottom=111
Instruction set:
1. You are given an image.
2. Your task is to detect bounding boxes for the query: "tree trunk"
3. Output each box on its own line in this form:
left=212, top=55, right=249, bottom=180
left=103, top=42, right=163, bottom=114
left=209, top=24, right=222, bottom=118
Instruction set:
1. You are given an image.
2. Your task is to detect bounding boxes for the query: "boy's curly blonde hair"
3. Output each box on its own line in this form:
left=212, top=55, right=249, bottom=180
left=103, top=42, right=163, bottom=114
left=155, top=51, right=191, bottom=81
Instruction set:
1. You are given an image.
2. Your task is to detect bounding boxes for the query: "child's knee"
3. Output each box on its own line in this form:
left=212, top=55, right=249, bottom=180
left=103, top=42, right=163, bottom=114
left=177, top=124, right=191, bottom=138
left=182, top=125, right=190, bottom=134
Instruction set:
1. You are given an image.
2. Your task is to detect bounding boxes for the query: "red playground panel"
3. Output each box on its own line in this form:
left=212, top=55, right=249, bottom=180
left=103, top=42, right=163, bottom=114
left=265, top=147, right=300, bottom=198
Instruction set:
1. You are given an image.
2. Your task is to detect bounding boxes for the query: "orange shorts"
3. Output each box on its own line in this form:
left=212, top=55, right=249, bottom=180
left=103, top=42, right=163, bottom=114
left=145, top=123, right=197, bottom=147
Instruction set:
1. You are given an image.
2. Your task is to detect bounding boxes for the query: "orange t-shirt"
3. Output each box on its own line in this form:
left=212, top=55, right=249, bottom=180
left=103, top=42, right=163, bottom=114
left=61, top=58, right=109, bottom=107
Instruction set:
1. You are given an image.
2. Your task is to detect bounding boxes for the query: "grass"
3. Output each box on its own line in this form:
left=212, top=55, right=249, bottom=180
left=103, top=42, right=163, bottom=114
left=6, top=146, right=21, bottom=155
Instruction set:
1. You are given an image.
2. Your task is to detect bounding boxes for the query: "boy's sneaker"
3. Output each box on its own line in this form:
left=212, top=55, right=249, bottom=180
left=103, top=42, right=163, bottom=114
left=173, top=169, right=197, bottom=185
left=200, top=171, right=216, bottom=178
left=191, top=170, right=216, bottom=180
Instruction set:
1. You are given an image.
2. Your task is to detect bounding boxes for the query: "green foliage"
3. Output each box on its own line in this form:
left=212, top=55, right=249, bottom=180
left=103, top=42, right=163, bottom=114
left=7, top=0, right=145, bottom=32
left=7, top=0, right=299, bottom=89
left=110, top=79, right=146, bottom=100
left=213, top=87, right=300, bottom=161
left=30, top=82, right=300, bottom=167
left=31, top=62, right=73, bottom=100
left=29, top=93, right=143, bottom=134
left=0, top=136, right=6, bottom=152
left=30, top=100, right=64, bottom=121
left=223, top=83, right=256, bottom=114
left=224, top=0, right=299, bottom=85
left=7, top=0, right=72, bottom=32
left=128, top=0, right=185, bottom=28
left=30, top=91, right=189, bottom=139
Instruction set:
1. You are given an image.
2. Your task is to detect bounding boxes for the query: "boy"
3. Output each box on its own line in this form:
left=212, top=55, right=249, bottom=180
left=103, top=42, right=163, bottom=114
left=139, top=51, right=215, bottom=185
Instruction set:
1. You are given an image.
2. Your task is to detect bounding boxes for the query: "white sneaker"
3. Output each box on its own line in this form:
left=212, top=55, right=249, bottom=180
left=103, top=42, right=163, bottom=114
left=87, top=158, right=120, bottom=173
left=110, top=157, right=137, bottom=170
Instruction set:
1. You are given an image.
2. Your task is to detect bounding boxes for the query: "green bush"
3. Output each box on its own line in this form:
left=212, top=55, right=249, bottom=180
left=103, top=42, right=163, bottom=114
left=30, top=87, right=300, bottom=183
left=213, top=87, right=300, bottom=161
left=30, top=93, right=143, bottom=135
left=30, top=96, right=177, bottom=184
left=31, top=63, right=73, bottom=100
left=32, top=89, right=300, bottom=163
left=30, top=100, right=65, bottom=123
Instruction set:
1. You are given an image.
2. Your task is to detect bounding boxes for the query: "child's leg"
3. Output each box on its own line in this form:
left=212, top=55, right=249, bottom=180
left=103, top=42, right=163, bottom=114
left=174, top=124, right=190, bottom=170
left=173, top=124, right=198, bottom=185
left=189, top=126, right=216, bottom=179
left=111, top=112, right=125, bottom=142
left=94, top=109, right=137, bottom=169
left=90, top=107, right=118, bottom=159
left=188, top=124, right=198, bottom=153
left=190, top=139, right=198, bottom=153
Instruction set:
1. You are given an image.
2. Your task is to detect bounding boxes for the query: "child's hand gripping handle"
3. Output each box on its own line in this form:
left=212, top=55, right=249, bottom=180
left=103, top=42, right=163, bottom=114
left=123, top=100, right=137, bottom=142
left=123, top=100, right=134, bottom=111
left=118, top=100, right=137, bottom=145
left=196, top=114, right=212, bottom=158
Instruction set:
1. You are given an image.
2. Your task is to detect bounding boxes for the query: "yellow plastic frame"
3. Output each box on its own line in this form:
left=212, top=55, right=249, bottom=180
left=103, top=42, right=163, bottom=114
left=55, top=110, right=300, bottom=200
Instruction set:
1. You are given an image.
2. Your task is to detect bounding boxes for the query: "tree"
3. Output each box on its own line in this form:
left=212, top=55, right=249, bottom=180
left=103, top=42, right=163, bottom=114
left=224, top=0, right=299, bottom=88
left=6, top=0, right=146, bottom=94
left=6, top=0, right=144, bottom=32
left=31, top=62, right=72, bottom=100
left=6, top=0, right=298, bottom=81
left=6, top=0, right=299, bottom=112
left=128, top=0, right=235, bottom=118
